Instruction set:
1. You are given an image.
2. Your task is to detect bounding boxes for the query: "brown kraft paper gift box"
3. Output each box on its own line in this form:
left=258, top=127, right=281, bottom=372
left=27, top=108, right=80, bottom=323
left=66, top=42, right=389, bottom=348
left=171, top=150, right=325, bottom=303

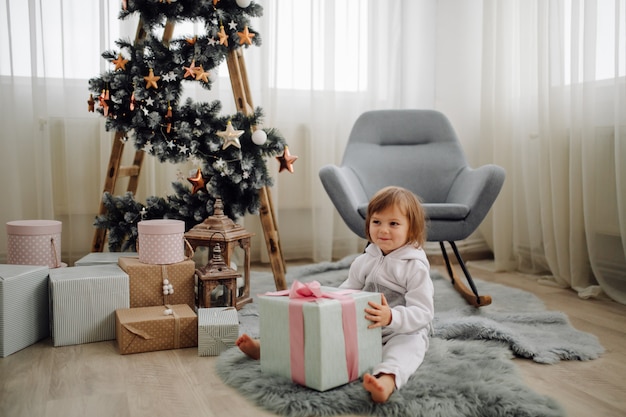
left=118, top=257, right=195, bottom=310
left=115, top=304, right=198, bottom=354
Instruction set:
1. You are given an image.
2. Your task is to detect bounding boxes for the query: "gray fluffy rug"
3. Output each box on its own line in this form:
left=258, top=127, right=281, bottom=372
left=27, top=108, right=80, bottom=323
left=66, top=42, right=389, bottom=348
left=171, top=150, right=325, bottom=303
left=216, top=255, right=604, bottom=417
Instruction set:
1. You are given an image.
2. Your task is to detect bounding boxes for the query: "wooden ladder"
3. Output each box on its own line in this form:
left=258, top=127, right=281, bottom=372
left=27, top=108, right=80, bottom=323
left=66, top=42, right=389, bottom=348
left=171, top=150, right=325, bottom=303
left=92, top=20, right=287, bottom=291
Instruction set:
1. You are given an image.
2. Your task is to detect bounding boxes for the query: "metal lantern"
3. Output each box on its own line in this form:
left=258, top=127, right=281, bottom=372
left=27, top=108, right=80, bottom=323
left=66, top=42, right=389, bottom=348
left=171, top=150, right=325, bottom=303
left=185, top=198, right=254, bottom=308
left=195, top=240, right=242, bottom=308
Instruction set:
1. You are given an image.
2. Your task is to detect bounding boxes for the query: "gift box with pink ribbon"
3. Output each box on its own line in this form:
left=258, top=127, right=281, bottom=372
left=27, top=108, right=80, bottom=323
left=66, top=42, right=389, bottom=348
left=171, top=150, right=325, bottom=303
left=258, top=281, right=382, bottom=392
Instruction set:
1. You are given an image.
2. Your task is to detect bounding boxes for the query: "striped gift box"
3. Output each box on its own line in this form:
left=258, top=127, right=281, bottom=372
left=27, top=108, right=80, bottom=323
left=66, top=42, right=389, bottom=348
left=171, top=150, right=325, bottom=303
left=49, top=264, right=129, bottom=347
left=75, top=252, right=138, bottom=267
left=0, top=265, right=49, bottom=357
left=259, top=285, right=382, bottom=392
left=198, top=307, right=239, bottom=356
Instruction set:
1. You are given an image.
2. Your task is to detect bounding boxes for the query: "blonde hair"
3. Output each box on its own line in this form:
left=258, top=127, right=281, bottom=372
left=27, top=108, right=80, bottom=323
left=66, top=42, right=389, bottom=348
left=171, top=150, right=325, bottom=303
left=365, top=186, right=427, bottom=247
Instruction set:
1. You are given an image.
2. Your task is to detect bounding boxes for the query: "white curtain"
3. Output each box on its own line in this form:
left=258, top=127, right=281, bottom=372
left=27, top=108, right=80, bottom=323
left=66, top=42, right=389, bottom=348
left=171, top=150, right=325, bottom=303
left=0, top=0, right=185, bottom=264
left=479, top=0, right=626, bottom=303
left=0, top=0, right=431, bottom=265
left=247, top=0, right=434, bottom=263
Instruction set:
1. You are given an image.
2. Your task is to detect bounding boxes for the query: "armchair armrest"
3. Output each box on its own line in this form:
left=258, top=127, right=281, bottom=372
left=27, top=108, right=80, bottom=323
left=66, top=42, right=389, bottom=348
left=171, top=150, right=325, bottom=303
left=319, top=165, right=369, bottom=239
left=447, top=164, right=506, bottom=224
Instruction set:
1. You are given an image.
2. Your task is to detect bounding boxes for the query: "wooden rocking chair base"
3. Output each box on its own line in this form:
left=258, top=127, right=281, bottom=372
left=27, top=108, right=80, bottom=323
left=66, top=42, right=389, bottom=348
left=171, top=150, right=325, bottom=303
left=451, top=270, right=493, bottom=307
left=440, top=241, right=492, bottom=308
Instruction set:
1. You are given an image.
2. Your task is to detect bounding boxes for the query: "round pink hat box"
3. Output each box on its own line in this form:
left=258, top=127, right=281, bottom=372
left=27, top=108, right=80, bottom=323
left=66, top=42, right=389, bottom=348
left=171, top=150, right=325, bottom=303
left=137, top=219, right=185, bottom=265
left=6, top=220, right=63, bottom=268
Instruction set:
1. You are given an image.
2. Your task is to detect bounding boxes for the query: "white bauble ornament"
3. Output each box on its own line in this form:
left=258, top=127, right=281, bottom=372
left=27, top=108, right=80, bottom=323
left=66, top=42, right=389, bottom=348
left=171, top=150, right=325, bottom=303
left=236, top=0, right=251, bottom=8
left=251, top=129, right=267, bottom=145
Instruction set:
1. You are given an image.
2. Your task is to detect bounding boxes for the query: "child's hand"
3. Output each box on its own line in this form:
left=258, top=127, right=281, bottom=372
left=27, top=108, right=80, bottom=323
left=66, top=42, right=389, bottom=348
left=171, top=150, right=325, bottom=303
left=365, top=294, right=392, bottom=329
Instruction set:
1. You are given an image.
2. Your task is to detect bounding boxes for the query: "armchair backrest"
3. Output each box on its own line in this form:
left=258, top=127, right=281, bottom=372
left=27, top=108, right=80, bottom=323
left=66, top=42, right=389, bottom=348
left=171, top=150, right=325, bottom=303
left=342, top=109, right=468, bottom=204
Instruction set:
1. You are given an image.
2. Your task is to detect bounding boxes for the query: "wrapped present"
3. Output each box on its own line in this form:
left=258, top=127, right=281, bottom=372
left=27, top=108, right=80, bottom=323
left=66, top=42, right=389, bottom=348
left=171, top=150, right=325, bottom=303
left=0, top=265, right=49, bottom=357
left=198, top=307, right=239, bottom=356
left=117, top=257, right=195, bottom=310
left=115, top=304, right=198, bottom=354
left=6, top=220, right=62, bottom=268
left=259, top=281, right=382, bottom=391
left=137, top=219, right=186, bottom=265
left=75, top=252, right=138, bottom=266
left=49, top=264, right=129, bottom=347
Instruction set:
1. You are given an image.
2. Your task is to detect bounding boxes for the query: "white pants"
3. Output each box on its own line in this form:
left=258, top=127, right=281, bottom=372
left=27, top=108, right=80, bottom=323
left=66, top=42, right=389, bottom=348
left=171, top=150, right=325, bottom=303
left=371, top=330, right=429, bottom=389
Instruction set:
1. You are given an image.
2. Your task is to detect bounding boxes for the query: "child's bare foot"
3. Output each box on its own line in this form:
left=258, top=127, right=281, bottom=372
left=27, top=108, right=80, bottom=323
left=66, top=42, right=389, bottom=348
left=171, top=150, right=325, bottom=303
left=363, top=373, right=396, bottom=403
left=236, top=334, right=261, bottom=360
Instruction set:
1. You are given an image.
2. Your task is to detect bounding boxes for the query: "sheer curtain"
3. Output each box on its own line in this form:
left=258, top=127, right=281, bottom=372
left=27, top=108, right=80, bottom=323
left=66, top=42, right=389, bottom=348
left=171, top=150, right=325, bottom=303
left=0, top=0, right=433, bottom=265
left=246, top=0, right=435, bottom=263
left=0, top=1, right=197, bottom=264
left=479, top=0, right=626, bottom=303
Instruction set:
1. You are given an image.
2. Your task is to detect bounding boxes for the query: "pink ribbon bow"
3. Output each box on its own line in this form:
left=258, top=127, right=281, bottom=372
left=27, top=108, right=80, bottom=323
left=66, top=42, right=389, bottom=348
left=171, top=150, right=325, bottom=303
left=266, top=280, right=359, bottom=386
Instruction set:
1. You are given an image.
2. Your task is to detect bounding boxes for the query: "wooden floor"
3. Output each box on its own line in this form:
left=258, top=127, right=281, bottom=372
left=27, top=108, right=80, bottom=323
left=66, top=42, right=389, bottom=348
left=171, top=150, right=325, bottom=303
left=1, top=260, right=625, bottom=417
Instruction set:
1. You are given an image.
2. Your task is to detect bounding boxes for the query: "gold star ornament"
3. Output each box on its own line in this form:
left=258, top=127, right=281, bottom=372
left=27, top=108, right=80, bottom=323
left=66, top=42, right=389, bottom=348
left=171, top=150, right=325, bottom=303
left=195, top=65, right=210, bottom=83
left=217, top=120, right=245, bottom=149
left=217, top=24, right=229, bottom=46
left=143, top=68, right=160, bottom=89
left=277, top=146, right=298, bottom=173
left=112, top=53, right=129, bottom=71
left=237, top=26, right=255, bottom=45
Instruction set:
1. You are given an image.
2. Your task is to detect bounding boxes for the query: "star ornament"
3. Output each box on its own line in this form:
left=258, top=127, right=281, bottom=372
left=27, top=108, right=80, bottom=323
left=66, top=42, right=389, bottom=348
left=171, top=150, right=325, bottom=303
left=217, top=24, right=229, bottom=46
left=195, top=65, right=210, bottom=83
left=144, top=68, right=160, bottom=89
left=183, top=60, right=200, bottom=79
left=237, top=26, right=255, bottom=45
left=187, top=168, right=208, bottom=194
left=217, top=120, right=244, bottom=149
left=112, top=53, right=129, bottom=71
left=277, top=146, right=298, bottom=173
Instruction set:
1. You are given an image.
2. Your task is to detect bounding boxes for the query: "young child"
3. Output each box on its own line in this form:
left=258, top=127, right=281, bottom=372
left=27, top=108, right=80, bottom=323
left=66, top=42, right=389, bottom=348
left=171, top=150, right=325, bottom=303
left=236, top=185, right=434, bottom=403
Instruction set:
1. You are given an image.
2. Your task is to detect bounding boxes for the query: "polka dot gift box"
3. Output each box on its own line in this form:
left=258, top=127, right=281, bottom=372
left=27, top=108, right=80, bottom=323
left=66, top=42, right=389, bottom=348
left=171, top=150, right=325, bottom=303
left=137, top=219, right=185, bottom=265
left=6, top=220, right=62, bottom=268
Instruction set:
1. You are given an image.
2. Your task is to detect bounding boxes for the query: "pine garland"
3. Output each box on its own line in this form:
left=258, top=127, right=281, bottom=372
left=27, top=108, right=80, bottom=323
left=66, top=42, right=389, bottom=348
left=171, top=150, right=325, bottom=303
left=89, top=0, right=288, bottom=251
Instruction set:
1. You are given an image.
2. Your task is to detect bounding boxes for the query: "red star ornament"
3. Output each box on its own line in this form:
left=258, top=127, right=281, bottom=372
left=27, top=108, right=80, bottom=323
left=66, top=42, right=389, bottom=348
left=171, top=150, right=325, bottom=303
left=237, top=26, right=255, bottom=45
left=277, top=146, right=298, bottom=173
left=144, top=68, right=160, bottom=89
left=187, top=168, right=208, bottom=194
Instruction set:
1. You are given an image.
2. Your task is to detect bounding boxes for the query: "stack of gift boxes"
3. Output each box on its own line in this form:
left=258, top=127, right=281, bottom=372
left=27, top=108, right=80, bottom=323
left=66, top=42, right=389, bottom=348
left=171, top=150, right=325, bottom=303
left=1, top=219, right=238, bottom=358
left=2, top=219, right=382, bottom=392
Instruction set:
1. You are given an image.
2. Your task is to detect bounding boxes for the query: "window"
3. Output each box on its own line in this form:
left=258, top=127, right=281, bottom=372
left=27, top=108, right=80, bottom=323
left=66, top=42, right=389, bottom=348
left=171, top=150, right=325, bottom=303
left=563, top=0, right=625, bottom=83
left=267, top=0, right=368, bottom=91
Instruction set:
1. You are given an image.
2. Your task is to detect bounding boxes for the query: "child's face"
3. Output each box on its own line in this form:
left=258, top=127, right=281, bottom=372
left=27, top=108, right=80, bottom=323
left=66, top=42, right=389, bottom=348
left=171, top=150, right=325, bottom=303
left=369, top=205, right=410, bottom=255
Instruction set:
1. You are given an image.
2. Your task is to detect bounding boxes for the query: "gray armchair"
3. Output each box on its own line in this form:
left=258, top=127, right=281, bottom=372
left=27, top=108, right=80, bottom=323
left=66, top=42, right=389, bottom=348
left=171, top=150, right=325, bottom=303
left=319, top=109, right=505, bottom=307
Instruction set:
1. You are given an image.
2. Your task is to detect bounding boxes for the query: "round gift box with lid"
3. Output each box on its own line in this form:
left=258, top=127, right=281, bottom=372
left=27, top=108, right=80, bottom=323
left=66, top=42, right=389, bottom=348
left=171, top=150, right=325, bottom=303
left=137, top=219, right=185, bottom=265
left=6, top=220, right=63, bottom=268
